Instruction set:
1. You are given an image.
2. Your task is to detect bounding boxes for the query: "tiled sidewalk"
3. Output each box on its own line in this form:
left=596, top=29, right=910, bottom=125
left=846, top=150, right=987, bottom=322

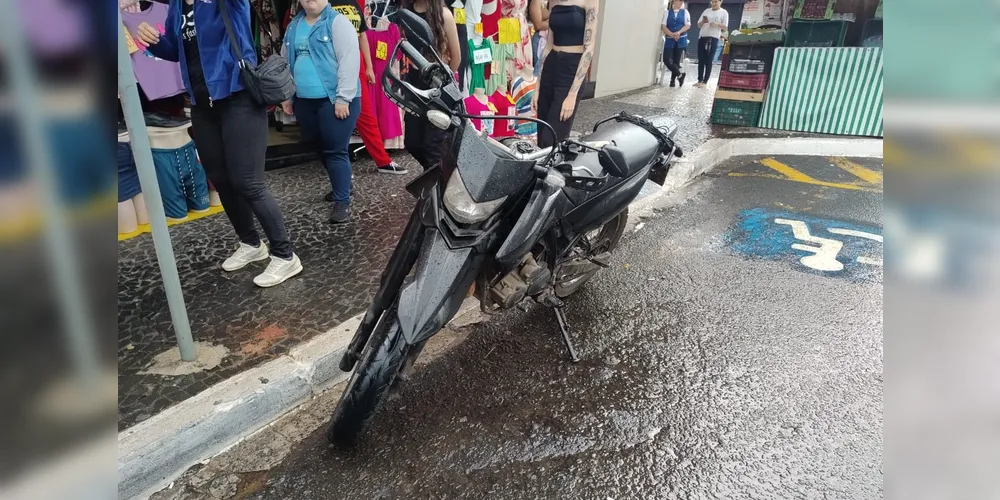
left=117, top=78, right=726, bottom=430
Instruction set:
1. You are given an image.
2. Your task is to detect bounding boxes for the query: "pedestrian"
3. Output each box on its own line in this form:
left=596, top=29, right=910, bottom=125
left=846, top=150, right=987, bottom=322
left=281, top=0, right=363, bottom=224
left=400, top=0, right=462, bottom=171
left=528, top=0, right=549, bottom=78
left=325, top=0, right=408, bottom=189
left=695, top=0, right=728, bottom=87
left=661, top=0, right=690, bottom=87
left=135, top=0, right=302, bottom=288
left=531, top=0, right=600, bottom=148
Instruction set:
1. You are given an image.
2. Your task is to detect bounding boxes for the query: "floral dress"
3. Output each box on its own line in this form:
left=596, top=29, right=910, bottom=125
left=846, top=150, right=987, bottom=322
left=500, top=0, right=533, bottom=79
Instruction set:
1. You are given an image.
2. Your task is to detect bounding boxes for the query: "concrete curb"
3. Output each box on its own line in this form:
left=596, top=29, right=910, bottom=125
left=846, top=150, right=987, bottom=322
left=118, top=298, right=479, bottom=500
left=118, top=136, right=883, bottom=499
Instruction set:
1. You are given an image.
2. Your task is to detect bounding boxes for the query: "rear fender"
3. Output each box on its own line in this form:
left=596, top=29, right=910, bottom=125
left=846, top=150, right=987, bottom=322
left=397, top=228, right=484, bottom=345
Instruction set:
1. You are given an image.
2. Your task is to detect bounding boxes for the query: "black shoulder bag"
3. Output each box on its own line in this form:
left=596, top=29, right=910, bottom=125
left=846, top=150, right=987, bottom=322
left=218, top=0, right=295, bottom=105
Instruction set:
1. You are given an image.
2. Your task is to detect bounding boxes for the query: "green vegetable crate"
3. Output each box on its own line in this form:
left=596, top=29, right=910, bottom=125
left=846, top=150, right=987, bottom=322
left=711, top=99, right=763, bottom=127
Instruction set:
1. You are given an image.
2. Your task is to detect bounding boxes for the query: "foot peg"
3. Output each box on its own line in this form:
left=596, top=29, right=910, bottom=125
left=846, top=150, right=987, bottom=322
left=589, top=252, right=612, bottom=268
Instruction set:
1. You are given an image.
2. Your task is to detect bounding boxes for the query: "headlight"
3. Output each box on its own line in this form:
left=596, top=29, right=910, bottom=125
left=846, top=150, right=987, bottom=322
left=443, top=170, right=507, bottom=224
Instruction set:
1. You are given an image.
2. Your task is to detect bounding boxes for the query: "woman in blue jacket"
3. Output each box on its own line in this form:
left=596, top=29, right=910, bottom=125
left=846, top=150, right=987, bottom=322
left=661, top=0, right=690, bottom=87
left=280, top=0, right=362, bottom=224
left=134, top=0, right=302, bottom=288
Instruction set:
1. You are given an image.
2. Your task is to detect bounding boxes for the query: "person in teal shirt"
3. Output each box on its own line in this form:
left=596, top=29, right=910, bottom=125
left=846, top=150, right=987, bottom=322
left=281, top=0, right=362, bottom=224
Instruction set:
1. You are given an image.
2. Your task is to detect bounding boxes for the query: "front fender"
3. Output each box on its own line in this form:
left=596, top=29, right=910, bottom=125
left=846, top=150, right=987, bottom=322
left=397, top=227, right=484, bottom=345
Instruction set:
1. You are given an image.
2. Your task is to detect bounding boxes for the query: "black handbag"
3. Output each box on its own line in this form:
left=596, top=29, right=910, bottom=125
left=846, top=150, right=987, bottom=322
left=218, top=0, right=295, bottom=106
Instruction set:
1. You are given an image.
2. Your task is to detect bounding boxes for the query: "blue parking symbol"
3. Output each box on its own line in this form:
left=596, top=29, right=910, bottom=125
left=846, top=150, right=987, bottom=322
left=726, top=208, right=883, bottom=279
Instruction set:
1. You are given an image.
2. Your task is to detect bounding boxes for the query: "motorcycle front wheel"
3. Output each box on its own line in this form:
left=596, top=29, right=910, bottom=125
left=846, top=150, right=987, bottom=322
left=327, top=304, right=411, bottom=447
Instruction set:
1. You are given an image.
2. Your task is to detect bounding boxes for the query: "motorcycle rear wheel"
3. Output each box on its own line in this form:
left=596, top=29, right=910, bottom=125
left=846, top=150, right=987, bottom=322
left=327, top=304, right=411, bottom=447
left=554, top=209, right=629, bottom=298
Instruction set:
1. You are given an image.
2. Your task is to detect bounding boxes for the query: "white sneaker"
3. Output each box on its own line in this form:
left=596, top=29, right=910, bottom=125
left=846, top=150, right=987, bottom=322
left=253, top=254, right=303, bottom=288
left=222, top=242, right=269, bottom=272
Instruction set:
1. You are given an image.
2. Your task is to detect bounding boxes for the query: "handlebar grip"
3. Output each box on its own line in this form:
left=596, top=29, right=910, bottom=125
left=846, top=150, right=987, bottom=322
left=400, top=41, right=431, bottom=73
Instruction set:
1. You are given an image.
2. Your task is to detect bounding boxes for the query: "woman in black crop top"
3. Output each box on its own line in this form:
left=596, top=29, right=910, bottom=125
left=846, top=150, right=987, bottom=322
left=530, top=0, right=599, bottom=148
left=401, top=0, right=462, bottom=171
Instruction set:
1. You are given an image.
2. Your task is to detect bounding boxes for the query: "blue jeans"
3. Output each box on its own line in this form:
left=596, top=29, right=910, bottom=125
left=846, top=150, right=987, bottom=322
left=294, top=97, right=361, bottom=205
left=714, top=40, right=724, bottom=63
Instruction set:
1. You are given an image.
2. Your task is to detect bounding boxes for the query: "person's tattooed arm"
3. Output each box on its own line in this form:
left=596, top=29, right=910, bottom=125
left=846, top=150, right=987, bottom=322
left=568, top=0, right=599, bottom=97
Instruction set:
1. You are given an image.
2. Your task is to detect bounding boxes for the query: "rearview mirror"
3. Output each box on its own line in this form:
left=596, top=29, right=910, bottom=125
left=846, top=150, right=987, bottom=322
left=598, top=146, right=629, bottom=178
left=394, top=9, right=436, bottom=55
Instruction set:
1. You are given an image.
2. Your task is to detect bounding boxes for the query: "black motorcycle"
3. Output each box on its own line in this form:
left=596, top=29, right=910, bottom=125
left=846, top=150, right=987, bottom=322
left=328, top=9, right=681, bottom=446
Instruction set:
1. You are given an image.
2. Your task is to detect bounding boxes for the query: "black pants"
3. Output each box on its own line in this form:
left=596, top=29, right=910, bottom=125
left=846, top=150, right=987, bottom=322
left=456, top=23, right=470, bottom=91
left=189, top=91, right=293, bottom=258
left=536, top=51, right=583, bottom=149
left=404, top=112, right=448, bottom=171
left=697, top=37, right=720, bottom=83
left=663, top=45, right=685, bottom=81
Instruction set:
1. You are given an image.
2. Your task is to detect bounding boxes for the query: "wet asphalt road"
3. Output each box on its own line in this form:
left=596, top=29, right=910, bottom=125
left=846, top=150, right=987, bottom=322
left=248, top=156, right=883, bottom=499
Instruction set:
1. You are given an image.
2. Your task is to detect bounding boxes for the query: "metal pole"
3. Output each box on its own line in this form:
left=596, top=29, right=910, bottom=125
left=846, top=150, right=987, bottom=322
left=0, top=2, right=101, bottom=384
left=117, top=13, right=198, bottom=361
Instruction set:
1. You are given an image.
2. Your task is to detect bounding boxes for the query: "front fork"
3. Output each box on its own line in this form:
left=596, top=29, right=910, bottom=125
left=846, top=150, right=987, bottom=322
left=340, top=200, right=427, bottom=371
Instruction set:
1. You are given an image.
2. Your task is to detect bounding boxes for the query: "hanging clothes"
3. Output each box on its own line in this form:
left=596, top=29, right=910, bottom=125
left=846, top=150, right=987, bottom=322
left=485, top=42, right=514, bottom=95
left=464, top=94, right=498, bottom=136
left=120, top=2, right=186, bottom=100
left=467, top=37, right=493, bottom=91
left=489, top=90, right=517, bottom=137
left=251, top=0, right=282, bottom=59
left=481, top=0, right=502, bottom=41
left=500, top=0, right=533, bottom=78
left=510, top=75, right=537, bottom=136
left=367, top=24, right=404, bottom=140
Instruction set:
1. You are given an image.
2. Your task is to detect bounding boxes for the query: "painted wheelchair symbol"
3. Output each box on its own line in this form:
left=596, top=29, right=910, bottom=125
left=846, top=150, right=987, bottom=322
left=774, top=218, right=883, bottom=272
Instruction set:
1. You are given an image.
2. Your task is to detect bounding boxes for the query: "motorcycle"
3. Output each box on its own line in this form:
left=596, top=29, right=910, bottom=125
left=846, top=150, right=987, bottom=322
left=327, top=9, right=682, bottom=446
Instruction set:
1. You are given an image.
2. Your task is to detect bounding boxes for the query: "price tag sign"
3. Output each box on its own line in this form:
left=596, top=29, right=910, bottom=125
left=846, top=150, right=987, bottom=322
left=497, top=17, right=520, bottom=44
left=454, top=8, right=467, bottom=24
left=376, top=40, right=388, bottom=60
left=472, top=47, right=493, bottom=65
left=124, top=26, right=140, bottom=54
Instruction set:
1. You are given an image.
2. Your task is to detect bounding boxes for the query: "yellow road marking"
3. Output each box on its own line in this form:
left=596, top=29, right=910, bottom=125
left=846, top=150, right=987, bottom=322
left=726, top=157, right=882, bottom=193
left=728, top=173, right=882, bottom=192
left=759, top=157, right=817, bottom=183
left=830, top=157, right=883, bottom=185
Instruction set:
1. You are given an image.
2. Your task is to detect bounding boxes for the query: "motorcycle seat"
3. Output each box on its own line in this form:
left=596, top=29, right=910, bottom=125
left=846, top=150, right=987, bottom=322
left=581, top=120, right=662, bottom=177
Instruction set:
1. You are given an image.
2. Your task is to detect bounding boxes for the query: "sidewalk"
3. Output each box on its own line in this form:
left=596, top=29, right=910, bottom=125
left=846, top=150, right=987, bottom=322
left=117, top=75, right=730, bottom=432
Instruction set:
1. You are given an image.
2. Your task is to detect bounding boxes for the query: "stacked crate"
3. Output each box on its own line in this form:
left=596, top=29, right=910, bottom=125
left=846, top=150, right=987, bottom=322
left=711, top=31, right=784, bottom=127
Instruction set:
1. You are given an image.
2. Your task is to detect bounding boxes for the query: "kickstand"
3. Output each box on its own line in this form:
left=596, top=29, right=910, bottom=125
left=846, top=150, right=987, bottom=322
left=552, top=306, right=581, bottom=363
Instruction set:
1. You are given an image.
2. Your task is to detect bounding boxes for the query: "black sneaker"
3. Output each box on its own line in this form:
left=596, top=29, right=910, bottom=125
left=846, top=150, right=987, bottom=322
left=330, top=203, right=351, bottom=224
left=377, top=161, right=408, bottom=175
left=669, top=76, right=676, bottom=88
left=678, top=73, right=687, bottom=87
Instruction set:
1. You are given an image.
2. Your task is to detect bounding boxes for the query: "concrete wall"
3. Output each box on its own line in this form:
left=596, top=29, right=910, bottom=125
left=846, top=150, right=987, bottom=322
left=591, top=0, right=665, bottom=98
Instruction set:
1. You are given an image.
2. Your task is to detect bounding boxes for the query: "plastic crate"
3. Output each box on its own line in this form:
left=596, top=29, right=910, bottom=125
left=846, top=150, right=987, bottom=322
left=721, top=43, right=780, bottom=74
left=785, top=20, right=850, bottom=47
left=861, top=19, right=883, bottom=48
left=711, top=99, right=763, bottom=127
left=719, top=71, right=769, bottom=91
left=729, top=30, right=786, bottom=45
